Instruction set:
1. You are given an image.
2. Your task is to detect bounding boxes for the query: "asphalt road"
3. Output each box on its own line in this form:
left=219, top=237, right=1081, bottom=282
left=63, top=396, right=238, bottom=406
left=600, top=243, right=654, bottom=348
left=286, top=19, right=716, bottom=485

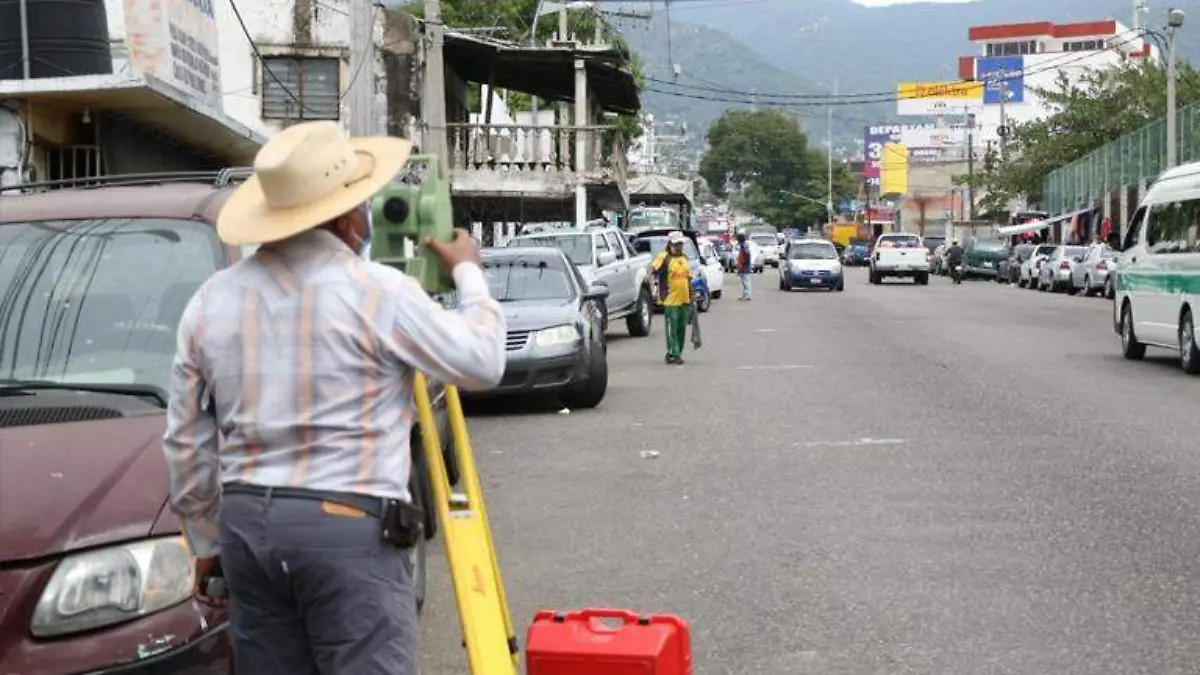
left=420, top=268, right=1200, bottom=675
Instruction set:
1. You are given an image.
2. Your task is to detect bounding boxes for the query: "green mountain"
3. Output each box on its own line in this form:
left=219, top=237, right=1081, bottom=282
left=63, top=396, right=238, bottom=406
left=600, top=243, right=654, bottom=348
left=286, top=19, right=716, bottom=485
left=618, top=16, right=883, bottom=149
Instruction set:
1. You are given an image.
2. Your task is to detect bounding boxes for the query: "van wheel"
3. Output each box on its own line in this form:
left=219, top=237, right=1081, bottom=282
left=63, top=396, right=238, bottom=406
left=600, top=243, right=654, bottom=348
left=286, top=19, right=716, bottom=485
left=1121, top=302, right=1146, bottom=361
left=625, top=288, right=652, bottom=337
left=1180, top=309, right=1200, bottom=374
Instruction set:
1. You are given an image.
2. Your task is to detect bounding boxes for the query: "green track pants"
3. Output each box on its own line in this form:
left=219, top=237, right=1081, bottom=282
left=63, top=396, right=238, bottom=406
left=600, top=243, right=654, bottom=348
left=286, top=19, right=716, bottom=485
left=664, top=304, right=690, bottom=360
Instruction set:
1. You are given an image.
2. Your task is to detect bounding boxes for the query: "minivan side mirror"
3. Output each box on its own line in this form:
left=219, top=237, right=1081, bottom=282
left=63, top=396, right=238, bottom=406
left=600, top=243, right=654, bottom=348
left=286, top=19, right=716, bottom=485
left=597, top=251, right=617, bottom=266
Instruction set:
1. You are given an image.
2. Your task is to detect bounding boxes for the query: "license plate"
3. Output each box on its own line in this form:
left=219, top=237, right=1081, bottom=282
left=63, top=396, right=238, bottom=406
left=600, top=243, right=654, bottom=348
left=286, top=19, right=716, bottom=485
left=809, top=278, right=822, bottom=285
left=897, top=264, right=908, bottom=271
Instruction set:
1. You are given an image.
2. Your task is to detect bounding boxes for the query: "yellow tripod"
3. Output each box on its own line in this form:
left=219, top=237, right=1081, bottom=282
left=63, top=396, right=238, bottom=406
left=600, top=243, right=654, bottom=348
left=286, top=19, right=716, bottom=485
left=413, top=373, right=519, bottom=675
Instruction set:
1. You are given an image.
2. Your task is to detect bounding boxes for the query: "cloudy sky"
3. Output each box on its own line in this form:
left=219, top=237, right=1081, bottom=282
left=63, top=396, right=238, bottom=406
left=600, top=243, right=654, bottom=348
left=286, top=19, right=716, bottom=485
left=853, top=0, right=977, bottom=5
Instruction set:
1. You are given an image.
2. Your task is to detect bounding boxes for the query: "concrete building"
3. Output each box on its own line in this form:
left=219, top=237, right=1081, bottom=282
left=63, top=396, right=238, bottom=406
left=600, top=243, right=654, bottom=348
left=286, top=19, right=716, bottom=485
left=957, top=19, right=1157, bottom=147
left=438, top=30, right=640, bottom=244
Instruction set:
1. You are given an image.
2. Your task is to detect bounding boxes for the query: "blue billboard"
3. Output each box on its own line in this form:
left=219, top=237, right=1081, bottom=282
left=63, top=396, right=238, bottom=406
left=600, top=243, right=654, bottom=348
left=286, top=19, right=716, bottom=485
left=977, top=56, right=1024, bottom=105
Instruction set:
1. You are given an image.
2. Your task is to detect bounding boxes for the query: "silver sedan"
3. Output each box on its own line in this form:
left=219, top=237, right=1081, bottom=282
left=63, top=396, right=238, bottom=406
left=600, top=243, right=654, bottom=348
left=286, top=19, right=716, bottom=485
left=1068, top=244, right=1116, bottom=297
left=1037, top=245, right=1088, bottom=292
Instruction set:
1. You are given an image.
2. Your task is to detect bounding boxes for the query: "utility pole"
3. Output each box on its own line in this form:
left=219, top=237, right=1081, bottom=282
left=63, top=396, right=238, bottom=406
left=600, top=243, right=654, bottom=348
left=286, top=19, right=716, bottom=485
left=422, top=0, right=450, bottom=173
left=348, top=0, right=377, bottom=134
left=996, top=76, right=1008, bottom=163
left=1166, top=9, right=1186, bottom=169
left=827, top=77, right=837, bottom=226
left=966, top=111, right=976, bottom=220
left=18, top=0, right=30, bottom=78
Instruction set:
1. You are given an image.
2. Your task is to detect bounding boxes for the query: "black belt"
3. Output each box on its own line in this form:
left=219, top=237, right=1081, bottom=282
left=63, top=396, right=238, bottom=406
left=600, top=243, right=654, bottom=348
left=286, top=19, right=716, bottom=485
left=222, top=482, right=385, bottom=519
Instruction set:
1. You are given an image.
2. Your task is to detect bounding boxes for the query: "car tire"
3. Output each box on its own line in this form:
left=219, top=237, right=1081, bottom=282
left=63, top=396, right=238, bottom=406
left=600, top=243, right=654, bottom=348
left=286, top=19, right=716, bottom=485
left=1180, top=309, right=1200, bottom=375
left=712, top=289, right=722, bottom=299
left=1105, top=277, right=1115, bottom=299
left=559, top=348, right=608, bottom=409
left=625, top=288, right=652, bottom=338
left=835, top=278, right=845, bottom=292
left=916, top=273, right=929, bottom=286
left=869, top=270, right=881, bottom=285
left=1121, top=301, right=1146, bottom=361
left=697, top=293, right=711, bottom=313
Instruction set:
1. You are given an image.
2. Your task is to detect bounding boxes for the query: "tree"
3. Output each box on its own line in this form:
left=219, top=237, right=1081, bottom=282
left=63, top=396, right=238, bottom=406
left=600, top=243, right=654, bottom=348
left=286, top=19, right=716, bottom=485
left=971, top=60, right=1200, bottom=214
left=402, top=1, right=644, bottom=141
left=700, top=109, right=854, bottom=229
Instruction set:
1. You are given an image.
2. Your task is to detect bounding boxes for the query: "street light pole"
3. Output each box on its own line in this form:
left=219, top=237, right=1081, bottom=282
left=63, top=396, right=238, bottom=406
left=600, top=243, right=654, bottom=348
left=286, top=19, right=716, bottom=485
left=827, top=77, right=837, bottom=226
left=1166, top=8, right=1186, bottom=169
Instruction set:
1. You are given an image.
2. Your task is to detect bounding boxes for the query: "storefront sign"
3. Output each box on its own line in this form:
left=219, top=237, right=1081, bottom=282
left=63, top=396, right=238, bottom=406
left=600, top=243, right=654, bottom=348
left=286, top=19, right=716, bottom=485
left=125, top=0, right=223, bottom=109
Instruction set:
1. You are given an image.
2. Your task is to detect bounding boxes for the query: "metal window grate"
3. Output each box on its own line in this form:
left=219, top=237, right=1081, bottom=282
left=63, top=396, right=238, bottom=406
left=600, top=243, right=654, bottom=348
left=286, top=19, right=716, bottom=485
left=261, top=56, right=341, bottom=121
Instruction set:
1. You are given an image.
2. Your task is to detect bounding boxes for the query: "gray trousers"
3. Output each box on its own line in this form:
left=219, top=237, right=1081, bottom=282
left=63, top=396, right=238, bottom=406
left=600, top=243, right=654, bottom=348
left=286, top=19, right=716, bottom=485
left=219, top=490, right=419, bottom=675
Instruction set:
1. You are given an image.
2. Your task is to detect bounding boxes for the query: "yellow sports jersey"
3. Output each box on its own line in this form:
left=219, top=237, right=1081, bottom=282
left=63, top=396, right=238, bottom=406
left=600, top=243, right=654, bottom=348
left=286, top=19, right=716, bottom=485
left=653, top=251, right=692, bottom=306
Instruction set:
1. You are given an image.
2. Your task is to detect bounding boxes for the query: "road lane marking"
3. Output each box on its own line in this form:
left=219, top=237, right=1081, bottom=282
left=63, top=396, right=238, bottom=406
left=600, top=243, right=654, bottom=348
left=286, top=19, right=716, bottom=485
left=755, top=328, right=777, bottom=333
left=737, top=365, right=814, bottom=371
left=794, top=438, right=907, bottom=448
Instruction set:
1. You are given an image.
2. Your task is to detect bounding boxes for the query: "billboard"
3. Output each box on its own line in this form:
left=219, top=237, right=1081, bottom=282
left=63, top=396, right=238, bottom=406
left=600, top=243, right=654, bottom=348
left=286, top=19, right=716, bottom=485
left=862, top=127, right=892, bottom=187
left=977, top=56, right=1025, bottom=104
left=880, top=144, right=909, bottom=197
left=896, top=81, right=983, bottom=117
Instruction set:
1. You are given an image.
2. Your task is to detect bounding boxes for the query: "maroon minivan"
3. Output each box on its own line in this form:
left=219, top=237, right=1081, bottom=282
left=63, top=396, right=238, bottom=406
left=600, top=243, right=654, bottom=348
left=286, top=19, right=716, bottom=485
left=0, top=174, right=448, bottom=673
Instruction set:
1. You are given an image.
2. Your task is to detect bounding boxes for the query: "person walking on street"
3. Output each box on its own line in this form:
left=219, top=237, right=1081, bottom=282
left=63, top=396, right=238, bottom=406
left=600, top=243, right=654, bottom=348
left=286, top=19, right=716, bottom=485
left=161, top=121, right=506, bottom=675
left=652, top=231, right=694, bottom=364
left=735, top=231, right=753, bottom=300
left=946, top=239, right=965, bottom=284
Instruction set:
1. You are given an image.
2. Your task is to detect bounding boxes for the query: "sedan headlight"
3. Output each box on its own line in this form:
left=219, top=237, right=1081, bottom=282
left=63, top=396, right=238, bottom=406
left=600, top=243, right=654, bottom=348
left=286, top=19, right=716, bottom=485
left=32, top=537, right=194, bottom=638
left=532, top=324, right=580, bottom=347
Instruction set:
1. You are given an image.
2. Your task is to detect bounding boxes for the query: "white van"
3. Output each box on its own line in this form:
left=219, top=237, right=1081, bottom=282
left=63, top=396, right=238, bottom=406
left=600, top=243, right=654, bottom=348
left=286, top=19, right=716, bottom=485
left=1114, top=160, right=1200, bottom=373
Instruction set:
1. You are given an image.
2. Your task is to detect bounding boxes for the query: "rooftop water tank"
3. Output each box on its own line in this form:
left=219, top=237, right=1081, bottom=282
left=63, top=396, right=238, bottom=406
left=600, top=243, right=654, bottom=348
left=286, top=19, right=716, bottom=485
left=0, top=0, right=112, bottom=79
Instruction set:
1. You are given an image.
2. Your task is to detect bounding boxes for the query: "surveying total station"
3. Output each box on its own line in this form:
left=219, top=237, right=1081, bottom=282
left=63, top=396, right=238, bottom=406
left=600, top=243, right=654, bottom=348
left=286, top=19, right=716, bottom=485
left=370, top=155, right=693, bottom=675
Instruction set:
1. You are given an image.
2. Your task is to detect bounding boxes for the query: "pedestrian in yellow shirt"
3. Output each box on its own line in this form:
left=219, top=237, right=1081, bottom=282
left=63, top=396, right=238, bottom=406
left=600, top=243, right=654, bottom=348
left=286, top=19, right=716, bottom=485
left=652, top=231, right=694, bottom=364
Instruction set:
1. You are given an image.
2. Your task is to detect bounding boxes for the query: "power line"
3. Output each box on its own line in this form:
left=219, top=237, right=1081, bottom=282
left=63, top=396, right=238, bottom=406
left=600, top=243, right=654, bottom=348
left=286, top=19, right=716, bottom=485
left=643, top=30, right=1153, bottom=108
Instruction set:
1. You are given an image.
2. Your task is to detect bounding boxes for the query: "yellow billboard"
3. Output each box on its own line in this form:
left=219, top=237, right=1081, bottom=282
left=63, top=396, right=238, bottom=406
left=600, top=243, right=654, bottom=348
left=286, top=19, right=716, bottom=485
left=896, top=80, right=983, bottom=116
left=880, top=143, right=909, bottom=197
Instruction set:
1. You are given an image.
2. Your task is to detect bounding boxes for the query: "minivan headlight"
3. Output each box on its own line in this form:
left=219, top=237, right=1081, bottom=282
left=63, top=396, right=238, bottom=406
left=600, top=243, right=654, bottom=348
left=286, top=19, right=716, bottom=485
left=533, top=324, right=580, bottom=347
left=32, top=537, right=194, bottom=637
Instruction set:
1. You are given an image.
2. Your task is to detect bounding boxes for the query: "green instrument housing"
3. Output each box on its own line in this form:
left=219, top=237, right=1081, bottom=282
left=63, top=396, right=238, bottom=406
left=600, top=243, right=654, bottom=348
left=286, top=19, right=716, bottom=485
left=369, top=154, right=455, bottom=294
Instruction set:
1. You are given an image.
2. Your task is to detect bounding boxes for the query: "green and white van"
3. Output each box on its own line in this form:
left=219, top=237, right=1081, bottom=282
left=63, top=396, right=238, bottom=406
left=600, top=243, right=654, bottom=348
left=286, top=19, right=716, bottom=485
left=1113, top=161, right=1200, bottom=373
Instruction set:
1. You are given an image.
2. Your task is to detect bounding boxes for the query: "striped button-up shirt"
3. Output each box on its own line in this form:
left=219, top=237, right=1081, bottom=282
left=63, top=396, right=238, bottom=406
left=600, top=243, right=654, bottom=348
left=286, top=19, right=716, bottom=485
left=162, top=228, right=505, bottom=558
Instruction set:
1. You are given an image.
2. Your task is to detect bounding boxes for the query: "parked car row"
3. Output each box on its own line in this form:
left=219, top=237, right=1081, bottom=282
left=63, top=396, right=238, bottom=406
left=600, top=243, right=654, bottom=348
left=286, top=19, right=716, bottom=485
left=991, top=242, right=1118, bottom=298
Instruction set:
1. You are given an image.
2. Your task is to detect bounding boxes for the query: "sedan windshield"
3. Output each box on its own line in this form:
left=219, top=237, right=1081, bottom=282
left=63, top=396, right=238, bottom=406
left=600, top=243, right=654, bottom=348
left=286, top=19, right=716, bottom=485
left=1064, top=246, right=1087, bottom=258
left=509, top=234, right=592, bottom=266
left=880, top=235, right=921, bottom=248
left=639, top=236, right=700, bottom=260
left=750, top=235, right=777, bottom=248
left=482, top=260, right=574, bottom=302
left=0, top=218, right=221, bottom=391
left=789, top=244, right=837, bottom=260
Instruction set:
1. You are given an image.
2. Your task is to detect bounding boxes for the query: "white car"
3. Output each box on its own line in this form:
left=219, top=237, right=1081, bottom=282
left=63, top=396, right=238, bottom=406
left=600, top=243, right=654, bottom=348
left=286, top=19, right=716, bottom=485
left=697, top=239, right=727, bottom=299
left=750, top=233, right=780, bottom=268
left=1018, top=244, right=1058, bottom=288
left=869, top=233, right=930, bottom=285
left=779, top=239, right=844, bottom=291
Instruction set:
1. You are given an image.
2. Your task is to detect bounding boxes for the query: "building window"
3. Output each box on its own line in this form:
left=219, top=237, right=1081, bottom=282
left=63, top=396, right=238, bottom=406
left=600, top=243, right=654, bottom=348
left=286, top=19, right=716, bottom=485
left=261, top=56, right=341, bottom=121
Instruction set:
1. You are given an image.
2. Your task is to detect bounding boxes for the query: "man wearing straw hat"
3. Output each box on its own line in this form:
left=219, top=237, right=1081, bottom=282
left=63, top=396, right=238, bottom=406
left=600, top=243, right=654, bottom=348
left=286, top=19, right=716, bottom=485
left=162, top=121, right=506, bottom=674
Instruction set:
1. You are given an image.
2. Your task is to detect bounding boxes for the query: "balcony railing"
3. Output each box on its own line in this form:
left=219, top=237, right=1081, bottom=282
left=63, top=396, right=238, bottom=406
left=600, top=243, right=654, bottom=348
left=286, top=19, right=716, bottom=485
left=446, top=123, right=625, bottom=178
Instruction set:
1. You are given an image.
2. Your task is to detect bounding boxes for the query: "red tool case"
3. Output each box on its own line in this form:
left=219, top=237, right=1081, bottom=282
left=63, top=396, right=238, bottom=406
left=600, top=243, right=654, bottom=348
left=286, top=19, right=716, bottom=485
left=526, top=608, right=692, bottom=675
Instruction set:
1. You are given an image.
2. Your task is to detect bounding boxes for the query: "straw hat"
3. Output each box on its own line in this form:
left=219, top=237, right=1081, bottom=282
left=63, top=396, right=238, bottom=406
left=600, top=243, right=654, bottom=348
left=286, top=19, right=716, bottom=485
left=217, top=121, right=411, bottom=246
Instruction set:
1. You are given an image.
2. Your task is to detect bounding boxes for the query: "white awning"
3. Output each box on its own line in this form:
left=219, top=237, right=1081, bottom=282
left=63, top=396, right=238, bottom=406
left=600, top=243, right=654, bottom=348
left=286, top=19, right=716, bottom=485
left=996, top=208, right=1091, bottom=237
